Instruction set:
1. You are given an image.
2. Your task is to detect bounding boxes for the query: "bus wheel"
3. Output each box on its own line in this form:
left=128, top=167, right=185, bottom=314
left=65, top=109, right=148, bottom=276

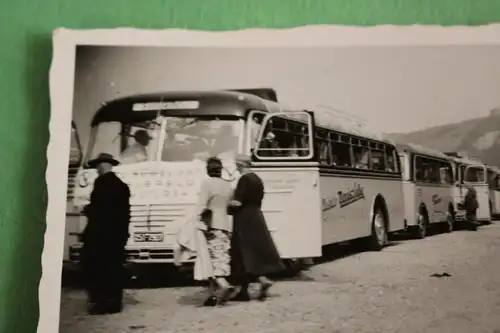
left=369, top=208, right=387, bottom=251
left=282, top=259, right=306, bottom=277
left=413, top=212, right=427, bottom=239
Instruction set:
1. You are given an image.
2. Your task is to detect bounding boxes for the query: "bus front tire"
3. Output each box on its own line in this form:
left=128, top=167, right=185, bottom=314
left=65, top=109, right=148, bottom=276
left=368, top=208, right=387, bottom=251
left=413, top=211, right=428, bottom=239
left=444, top=212, right=454, bottom=233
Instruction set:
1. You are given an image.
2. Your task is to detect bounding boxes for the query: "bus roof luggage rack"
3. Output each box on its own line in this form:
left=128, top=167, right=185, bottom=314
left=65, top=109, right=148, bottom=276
left=224, top=88, right=278, bottom=102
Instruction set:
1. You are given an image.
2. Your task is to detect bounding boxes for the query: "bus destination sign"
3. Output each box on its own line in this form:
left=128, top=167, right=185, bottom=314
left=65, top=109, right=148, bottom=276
left=132, top=101, right=200, bottom=111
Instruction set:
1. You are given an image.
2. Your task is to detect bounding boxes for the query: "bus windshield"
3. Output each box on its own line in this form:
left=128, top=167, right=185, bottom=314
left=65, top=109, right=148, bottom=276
left=86, top=116, right=242, bottom=165
left=464, top=165, right=486, bottom=183
left=87, top=119, right=162, bottom=165
left=161, top=116, right=242, bottom=161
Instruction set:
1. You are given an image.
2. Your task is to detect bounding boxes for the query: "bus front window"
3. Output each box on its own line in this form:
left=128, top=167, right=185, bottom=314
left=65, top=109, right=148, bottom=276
left=161, top=117, right=242, bottom=162
left=87, top=120, right=161, bottom=166
left=464, top=166, right=486, bottom=183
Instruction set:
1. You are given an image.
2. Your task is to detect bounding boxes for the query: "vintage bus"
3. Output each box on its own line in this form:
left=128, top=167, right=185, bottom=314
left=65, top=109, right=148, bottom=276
left=396, top=143, right=455, bottom=239
left=445, top=152, right=491, bottom=224
left=486, top=165, right=500, bottom=219
left=68, top=89, right=406, bottom=266
left=64, top=121, right=83, bottom=261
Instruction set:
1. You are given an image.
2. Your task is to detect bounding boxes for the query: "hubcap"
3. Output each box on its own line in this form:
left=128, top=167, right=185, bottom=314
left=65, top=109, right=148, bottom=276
left=374, top=213, right=386, bottom=244
left=417, top=214, right=426, bottom=234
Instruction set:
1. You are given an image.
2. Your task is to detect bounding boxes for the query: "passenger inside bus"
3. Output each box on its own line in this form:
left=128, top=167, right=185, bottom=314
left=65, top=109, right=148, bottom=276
left=415, top=165, right=425, bottom=181
left=370, top=149, right=386, bottom=171
left=318, top=141, right=330, bottom=164
left=291, top=127, right=310, bottom=157
left=386, top=155, right=395, bottom=172
left=120, top=129, right=152, bottom=164
left=290, top=135, right=308, bottom=157
left=353, top=148, right=369, bottom=169
left=258, top=131, right=281, bottom=157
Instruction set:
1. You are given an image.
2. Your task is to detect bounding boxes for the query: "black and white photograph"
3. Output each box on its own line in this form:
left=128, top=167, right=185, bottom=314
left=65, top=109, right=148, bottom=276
left=43, top=27, right=500, bottom=333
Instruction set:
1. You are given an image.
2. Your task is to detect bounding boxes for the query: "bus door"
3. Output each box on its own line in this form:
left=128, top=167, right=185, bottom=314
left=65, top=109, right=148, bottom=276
left=493, top=174, right=500, bottom=218
left=251, top=110, right=322, bottom=259
left=451, top=163, right=464, bottom=214
left=398, top=152, right=416, bottom=226
left=487, top=169, right=500, bottom=217
left=464, top=164, right=491, bottom=222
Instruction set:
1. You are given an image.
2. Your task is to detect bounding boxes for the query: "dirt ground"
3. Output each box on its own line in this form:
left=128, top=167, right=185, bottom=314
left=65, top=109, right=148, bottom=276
left=59, top=222, right=500, bottom=333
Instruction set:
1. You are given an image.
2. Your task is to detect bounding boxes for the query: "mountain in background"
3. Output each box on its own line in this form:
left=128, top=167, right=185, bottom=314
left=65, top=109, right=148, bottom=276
left=389, top=109, right=500, bottom=167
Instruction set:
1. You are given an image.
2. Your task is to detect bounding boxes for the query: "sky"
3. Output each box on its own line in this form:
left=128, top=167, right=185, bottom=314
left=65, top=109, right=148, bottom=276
left=72, top=45, right=500, bottom=149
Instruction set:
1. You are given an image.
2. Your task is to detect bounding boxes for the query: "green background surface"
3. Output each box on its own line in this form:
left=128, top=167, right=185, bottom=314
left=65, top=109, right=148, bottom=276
left=0, top=0, right=498, bottom=331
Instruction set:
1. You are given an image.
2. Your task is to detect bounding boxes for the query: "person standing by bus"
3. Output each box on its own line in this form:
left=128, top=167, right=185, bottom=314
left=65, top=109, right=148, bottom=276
left=196, top=157, right=236, bottom=306
left=80, top=153, right=131, bottom=315
left=229, top=154, right=285, bottom=302
left=460, top=184, right=480, bottom=231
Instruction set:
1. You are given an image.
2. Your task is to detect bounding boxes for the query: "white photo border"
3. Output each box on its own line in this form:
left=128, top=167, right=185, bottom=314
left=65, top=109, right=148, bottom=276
left=42, top=24, right=500, bottom=333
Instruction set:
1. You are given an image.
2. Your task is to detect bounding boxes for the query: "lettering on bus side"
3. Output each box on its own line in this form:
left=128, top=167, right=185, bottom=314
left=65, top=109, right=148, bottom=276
left=321, top=183, right=365, bottom=211
left=338, top=183, right=365, bottom=208
left=431, top=194, right=442, bottom=205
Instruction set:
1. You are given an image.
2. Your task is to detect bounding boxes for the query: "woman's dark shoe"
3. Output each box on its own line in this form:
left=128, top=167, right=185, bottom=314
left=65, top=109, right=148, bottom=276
left=203, top=295, right=219, bottom=307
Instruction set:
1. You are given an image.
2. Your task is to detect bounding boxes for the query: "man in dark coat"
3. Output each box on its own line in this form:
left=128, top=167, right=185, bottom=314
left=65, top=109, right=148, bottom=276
left=80, top=153, right=131, bottom=315
left=229, top=154, right=285, bottom=302
left=460, top=184, right=480, bottom=231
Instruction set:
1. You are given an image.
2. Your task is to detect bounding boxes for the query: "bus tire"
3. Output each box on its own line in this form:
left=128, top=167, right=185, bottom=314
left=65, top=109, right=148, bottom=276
left=282, top=259, right=306, bottom=277
left=368, top=207, right=387, bottom=251
left=487, top=201, right=494, bottom=224
left=444, top=209, right=454, bottom=233
left=413, top=208, right=428, bottom=239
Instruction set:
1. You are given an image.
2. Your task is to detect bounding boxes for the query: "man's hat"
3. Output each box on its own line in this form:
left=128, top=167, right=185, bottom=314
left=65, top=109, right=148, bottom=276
left=87, top=152, right=120, bottom=168
left=134, top=129, right=152, bottom=141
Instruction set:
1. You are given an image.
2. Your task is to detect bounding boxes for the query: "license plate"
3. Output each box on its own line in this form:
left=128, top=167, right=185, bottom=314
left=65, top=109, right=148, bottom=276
left=133, top=232, right=164, bottom=242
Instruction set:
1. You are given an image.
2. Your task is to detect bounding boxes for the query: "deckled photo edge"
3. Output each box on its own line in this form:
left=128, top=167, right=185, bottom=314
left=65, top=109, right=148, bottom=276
left=39, top=29, right=77, bottom=333
left=39, top=23, right=500, bottom=333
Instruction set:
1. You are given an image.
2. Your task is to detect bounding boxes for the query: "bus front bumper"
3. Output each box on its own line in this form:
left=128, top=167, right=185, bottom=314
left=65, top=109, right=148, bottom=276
left=68, top=244, right=195, bottom=264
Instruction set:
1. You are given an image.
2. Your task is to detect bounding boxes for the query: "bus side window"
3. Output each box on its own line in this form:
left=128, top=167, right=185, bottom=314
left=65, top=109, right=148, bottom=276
left=385, top=146, right=397, bottom=173
left=426, top=158, right=443, bottom=184
left=369, top=142, right=386, bottom=171
left=398, top=154, right=406, bottom=176
left=315, top=139, right=330, bottom=165
left=329, top=133, right=352, bottom=168
left=256, top=118, right=284, bottom=157
left=254, top=112, right=313, bottom=160
left=424, top=158, right=440, bottom=184
left=351, top=138, right=370, bottom=170
left=291, top=124, right=310, bottom=157
left=441, top=163, right=454, bottom=185
left=316, top=129, right=331, bottom=165
left=415, top=156, right=427, bottom=182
